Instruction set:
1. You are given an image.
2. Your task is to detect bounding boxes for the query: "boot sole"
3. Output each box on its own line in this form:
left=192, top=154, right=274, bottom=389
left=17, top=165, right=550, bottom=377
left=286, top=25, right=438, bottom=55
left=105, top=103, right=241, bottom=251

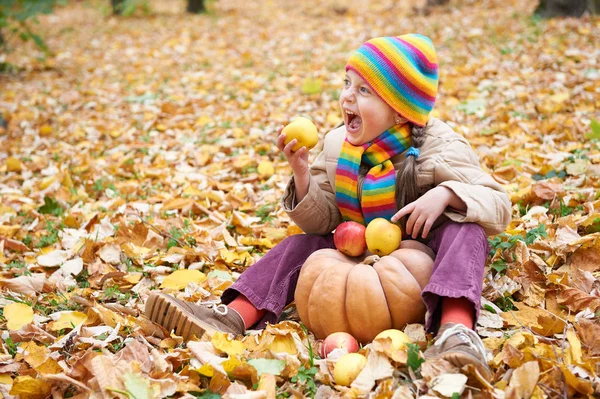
left=146, top=292, right=217, bottom=341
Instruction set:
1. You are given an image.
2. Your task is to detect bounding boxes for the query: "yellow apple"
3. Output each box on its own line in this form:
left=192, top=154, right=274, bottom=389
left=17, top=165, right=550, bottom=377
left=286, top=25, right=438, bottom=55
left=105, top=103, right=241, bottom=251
left=333, top=353, right=367, bottom=386
left=282, top=117, right=318, bottom=152
left=374, top=329, right=412, bottom=350
left=365, top=218, right=402, bottom=256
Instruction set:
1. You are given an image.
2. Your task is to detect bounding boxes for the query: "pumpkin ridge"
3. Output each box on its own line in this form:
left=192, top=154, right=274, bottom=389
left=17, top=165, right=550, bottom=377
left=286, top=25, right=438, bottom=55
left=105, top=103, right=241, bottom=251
left=373, top=256, right=431, bottom=328
left=346, top=263, right=392, bottom=343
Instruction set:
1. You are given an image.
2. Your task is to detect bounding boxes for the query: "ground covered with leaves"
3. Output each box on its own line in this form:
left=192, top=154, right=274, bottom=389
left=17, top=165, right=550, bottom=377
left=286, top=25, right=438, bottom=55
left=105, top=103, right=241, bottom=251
left=0, top=0, right=599, bottom=397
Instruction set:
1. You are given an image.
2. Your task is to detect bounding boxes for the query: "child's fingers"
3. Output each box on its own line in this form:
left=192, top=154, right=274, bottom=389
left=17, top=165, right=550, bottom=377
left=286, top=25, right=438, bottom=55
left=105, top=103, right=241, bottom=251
left=283, top=139, right=298, bottom=154
left=411, top=214, right=426, bottom=239
left=405, top=211, right=418, bottom=235
left=421, top=218, right=435, bottom=239
left=276, top=133, right=286, bottom=150
left=391, top=203, right=414, bottom=223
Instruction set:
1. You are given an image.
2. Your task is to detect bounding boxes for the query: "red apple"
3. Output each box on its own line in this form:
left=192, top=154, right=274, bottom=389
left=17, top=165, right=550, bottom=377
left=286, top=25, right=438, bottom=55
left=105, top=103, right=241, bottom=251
left=320, top=332, right=360, bottom=358
left=334, top=221, right=367, bottom=257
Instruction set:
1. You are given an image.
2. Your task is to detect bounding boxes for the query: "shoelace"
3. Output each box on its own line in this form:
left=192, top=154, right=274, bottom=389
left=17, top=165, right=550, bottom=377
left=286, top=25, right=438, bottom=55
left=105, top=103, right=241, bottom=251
left=198, top=300, right=229, bottom=316
left=434, top=324, right=488, bottom=360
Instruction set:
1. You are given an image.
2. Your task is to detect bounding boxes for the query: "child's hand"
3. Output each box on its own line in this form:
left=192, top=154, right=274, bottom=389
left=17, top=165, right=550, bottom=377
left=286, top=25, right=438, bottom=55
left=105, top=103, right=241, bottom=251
left=276, top=126, right=309, bottom=178
left=391, top=186, right=458, bottom=239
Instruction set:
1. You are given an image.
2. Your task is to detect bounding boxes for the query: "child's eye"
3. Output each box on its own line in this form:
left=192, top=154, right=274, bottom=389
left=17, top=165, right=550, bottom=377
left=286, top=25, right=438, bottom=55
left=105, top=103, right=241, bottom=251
left=343, top=79, right=350, bottom=86
left=360, top=87, right=370, bottom=94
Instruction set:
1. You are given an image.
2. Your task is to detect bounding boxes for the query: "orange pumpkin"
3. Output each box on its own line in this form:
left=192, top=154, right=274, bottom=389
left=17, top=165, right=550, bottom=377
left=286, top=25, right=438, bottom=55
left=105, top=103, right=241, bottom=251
left=294, top=241, right=435, bottom=344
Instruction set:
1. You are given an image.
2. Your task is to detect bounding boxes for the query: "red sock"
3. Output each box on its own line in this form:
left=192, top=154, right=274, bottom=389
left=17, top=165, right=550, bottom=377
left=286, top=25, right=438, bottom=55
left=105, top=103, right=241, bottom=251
left=228, top=294, right=266, bottom=329
left=440, top=297, right=475, bottom=329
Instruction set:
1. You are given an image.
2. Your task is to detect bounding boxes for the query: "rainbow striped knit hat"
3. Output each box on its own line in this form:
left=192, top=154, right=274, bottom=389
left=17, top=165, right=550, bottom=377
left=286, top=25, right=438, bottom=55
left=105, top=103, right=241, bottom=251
left=346, top=34, right=439, bottom=127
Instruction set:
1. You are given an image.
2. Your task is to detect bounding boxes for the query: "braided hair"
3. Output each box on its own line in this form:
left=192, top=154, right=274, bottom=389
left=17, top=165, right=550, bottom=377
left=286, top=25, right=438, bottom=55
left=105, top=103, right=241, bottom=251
left=395, top=123, right=428, bottom=211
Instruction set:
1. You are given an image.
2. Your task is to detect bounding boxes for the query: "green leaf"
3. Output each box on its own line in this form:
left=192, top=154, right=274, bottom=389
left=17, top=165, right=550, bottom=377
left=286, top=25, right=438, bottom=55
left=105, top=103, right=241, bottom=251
left=206, top=270, right=233, bottom=281
left=301, top=78, right=322, bottom=95
left=525, top=224, right=547, bottom=245
left=457, top=99, right=486, bottom=116
left=490, top=260, right=507, bottom=274
left=38, top=196, right=65, bottom=216
left=247, top=358, right=286, bottom=377
left=123, top=372, right=154, bottom=399
left=483, top=304, right=497, bottom=314
left=585, top=119, right=600, bottom=140
left=190, top=392, right=221, bottom=399
left=406, top=343, right=424, bottom=372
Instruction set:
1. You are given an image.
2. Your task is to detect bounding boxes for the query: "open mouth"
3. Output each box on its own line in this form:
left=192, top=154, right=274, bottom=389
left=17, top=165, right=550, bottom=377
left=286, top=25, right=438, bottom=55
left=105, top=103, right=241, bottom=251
left=346, top=111, right=362, bottom=133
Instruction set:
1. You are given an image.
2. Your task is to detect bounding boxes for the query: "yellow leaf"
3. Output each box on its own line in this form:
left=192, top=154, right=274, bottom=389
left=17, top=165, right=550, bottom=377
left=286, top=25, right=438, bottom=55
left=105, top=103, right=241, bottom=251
left=0, top=374, right=13, bottom=385
left=195, top=115, right=212, bottom=127
left=9, top=376, right=51, bottom=399
left=566, top=329, right=582, bottom=364
left=160, top=269, right=207, bottom=290
left=39, top=125, right=53, bottom=136
left=21, top=342, right=48, bottom=368
left=195, top=364, right=215, bottom=377
left=212, top=332, right=245, bottom=357
left=257, top=161, right=274, bottom=178
left=326, top=112, right=341, bottom=126
left=38, top=176, right=57, bottom=190
left=222, top=357, right=241, bottom=374
left=46, top=311, right=88, bottom=331
left=269, top=334, right=297, bottom=355
left=162, top=197, right=194, bottom=211
left=4, top=302, right=34, bottom=330
left=6, top=157, right=22, bottom=172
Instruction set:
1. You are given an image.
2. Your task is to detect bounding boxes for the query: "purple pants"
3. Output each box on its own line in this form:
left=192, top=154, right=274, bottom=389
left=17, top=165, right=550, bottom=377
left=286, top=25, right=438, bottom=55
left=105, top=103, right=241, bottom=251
left=222, top=220, right=489, bottom=333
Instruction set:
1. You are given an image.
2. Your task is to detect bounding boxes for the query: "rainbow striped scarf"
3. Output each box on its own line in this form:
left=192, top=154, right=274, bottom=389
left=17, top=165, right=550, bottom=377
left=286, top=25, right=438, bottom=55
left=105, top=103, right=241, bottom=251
left=335, top=124, right=412, bottom=225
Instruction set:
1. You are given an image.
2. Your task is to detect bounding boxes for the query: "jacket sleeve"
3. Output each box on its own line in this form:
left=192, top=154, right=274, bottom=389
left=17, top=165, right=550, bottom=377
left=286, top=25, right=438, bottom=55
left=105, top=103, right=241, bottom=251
left=434, top=140, right=512, bottom=236
left=280, top=150, right=343, bottom=235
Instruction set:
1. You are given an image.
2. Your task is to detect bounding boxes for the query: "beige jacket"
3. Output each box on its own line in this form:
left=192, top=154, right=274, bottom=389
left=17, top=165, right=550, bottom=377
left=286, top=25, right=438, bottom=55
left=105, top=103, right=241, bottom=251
left=281, top=117, right=511, bottom=237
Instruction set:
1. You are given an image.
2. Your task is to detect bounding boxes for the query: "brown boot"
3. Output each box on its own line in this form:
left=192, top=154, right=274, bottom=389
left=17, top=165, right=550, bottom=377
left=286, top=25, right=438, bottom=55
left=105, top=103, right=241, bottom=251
left=424, top=323, right=492, bottom=381
left=145, top=292, right=245, bottom=341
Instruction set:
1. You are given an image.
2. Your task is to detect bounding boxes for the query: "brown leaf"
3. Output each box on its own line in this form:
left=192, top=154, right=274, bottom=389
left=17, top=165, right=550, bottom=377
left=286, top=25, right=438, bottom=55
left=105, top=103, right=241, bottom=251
left=507, top=361, right=540, bottom=399
left=532, top=180, right=563, bottom=200
left=575, top=319, right=600, bottom=357
left=557, top=285, right=600, bottom=313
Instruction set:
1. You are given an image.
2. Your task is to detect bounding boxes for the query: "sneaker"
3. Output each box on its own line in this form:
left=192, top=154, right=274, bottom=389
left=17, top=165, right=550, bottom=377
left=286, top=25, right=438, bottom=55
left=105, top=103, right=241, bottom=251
left=424, top=323, right=492, bottom=381
left=145, top=292, right=246, bottom=341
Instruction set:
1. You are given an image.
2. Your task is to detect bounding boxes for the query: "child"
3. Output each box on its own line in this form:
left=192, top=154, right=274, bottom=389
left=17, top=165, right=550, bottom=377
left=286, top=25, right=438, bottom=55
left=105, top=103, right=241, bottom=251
left=145, top=34, right=511, bottom=380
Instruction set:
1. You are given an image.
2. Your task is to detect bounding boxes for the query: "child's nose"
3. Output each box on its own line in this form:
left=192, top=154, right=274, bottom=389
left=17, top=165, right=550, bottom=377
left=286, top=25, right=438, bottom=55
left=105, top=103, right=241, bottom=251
left=341, top=89, right=356, bottom=103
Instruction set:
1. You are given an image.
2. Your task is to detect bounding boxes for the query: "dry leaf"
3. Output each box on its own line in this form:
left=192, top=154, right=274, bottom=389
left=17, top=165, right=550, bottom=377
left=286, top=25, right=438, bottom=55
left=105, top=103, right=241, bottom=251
left=4, top=302, right=34, bottom=330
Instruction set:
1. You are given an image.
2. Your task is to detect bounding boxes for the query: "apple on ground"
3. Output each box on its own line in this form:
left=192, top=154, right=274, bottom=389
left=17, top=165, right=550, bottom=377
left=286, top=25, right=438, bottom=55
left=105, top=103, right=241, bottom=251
left=320, top=331, right=360, bottom=358
left=282, top=117, right=318, bottom=152
left=374, top=329, right=412, bottom=350
left=334, top=221, right=367, bottom=257
left=365, top=218, right=402, bottom=256
left=333, top=353, right=367, bottom=386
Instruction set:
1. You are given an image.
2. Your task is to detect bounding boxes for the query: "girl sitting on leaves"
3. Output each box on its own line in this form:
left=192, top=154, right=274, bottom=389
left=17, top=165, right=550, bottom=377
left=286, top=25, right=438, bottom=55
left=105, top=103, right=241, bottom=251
left=145, top=34, right=510, bottom=380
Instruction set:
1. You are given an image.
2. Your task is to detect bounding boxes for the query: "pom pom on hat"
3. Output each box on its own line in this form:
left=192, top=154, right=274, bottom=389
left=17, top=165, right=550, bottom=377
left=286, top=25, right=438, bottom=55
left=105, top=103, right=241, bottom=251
left=346, top=34, right=439, bottom=127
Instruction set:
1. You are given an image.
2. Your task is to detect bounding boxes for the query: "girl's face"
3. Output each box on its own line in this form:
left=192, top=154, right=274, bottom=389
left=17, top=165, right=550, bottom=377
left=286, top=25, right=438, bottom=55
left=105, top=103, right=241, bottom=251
left=339, top=70, right=404, bottom=145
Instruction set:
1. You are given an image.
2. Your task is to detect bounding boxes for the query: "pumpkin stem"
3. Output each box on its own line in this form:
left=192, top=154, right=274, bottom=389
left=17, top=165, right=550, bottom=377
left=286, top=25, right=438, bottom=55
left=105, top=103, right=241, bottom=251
left=363, top=254, right=380, bottom=265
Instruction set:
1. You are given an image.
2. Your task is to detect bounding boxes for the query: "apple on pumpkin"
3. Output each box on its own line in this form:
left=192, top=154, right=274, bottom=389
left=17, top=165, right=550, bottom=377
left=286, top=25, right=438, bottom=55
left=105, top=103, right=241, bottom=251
left=320, top=332, right=360, bottom=358
left=365, top=218, right=402, bottom=256
left=282, top=117, right=319, bottom=152
left=334, top=221, right=367, bottom=257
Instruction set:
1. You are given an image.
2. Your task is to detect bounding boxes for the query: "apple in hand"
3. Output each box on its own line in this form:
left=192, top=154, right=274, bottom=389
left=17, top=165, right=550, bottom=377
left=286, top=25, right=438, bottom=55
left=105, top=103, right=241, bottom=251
left=282, top=117, right=318, bottom=152
left=334, top=221, right=367, bottom=257
left=365, top=218, right=402, bottom=256
left=320, top=332, right=360, bottom=358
